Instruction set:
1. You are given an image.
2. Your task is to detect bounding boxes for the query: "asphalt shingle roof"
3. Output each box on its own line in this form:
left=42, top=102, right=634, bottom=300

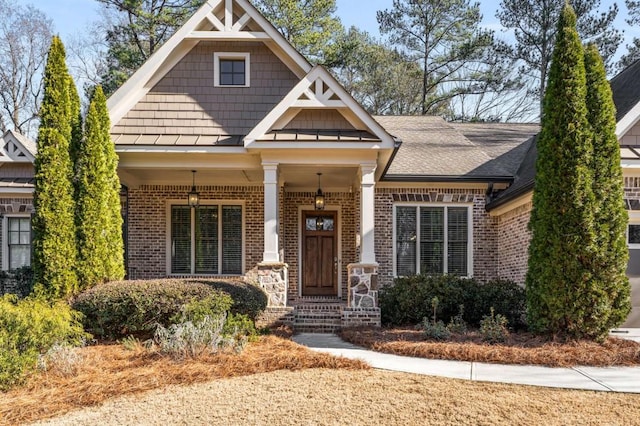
left=375, top=116, right=538, bottom=179
left=611, top=59, right=640, bottom=122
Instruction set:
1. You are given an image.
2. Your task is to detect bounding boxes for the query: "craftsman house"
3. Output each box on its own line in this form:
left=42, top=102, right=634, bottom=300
left=0, top=0, right=639, bottom=330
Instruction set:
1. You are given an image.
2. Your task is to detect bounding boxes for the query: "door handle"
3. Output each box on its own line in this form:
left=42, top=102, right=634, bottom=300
left=334, top=257, right=338, bottom=273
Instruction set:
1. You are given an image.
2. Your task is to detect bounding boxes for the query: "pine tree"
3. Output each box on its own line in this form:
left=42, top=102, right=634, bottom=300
left=526, top=4, right=597, bottom=337
left=583, top=43, right=631, bottom=338
left=32, top=36, right=78, bottom=299
left=76, top=86, right=125, bottom=290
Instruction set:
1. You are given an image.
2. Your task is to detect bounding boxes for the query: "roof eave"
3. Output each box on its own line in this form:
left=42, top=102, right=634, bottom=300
left=381, top=174, right=514, bottom=184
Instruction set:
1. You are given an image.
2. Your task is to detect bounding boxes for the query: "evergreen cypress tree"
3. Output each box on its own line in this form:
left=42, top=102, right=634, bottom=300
left=583, top=43, right=631, bottom=338
left=76, top=86, right=124, bottom=289
left=32, top=36, right=78, bottom=299
left=526, top=4, right=597, bottom=337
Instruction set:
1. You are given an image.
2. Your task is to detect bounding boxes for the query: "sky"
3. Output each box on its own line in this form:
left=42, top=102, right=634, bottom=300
left=26, top=0, right=637, bottom=67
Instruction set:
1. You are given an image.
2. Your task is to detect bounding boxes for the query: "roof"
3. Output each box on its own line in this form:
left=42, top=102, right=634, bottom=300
left=375, top=116, right=538, bottom=180
left=112, top=134, right=244, bottom=146
left=611, top=59, right=640, bottom=122
left=257, top=129, right=380, bottom=142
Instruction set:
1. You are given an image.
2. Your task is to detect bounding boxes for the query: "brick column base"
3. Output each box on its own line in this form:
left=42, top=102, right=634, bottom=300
left=347, top=263, right=379, bottom=308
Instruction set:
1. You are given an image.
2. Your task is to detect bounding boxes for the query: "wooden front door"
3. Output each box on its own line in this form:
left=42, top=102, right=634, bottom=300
left=302, top=211, right=337, bottom=296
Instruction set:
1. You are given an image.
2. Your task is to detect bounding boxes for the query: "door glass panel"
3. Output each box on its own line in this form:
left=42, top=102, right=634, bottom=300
left=222, top=205, right=242, bottom=274
left=305, top=216, right=334, bottom=231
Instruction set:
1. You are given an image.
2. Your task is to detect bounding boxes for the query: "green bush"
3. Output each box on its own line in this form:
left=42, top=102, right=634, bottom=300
left=223, top=313, right=257, bottom=338
left=197, top=279, right=268, bottom=320
left=480, top=308, right=510, bottom=344
left=466, top=279, right=527, bottom=330
left=379, top=275, right=469, bottom=325
left=0, top=295, right=87, bottom=390
left=72, top=279, right=229, bottom=339
left=171, top=294, right=233, bottom=324
left=0, top=266, right=35, bottom=298
left=379, top=275, right=526, bottom=329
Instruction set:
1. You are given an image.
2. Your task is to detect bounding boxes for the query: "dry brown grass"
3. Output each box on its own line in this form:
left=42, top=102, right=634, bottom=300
left=30, top=369, right=640, bottom=425
left=0, top=336, right=368, bottom=425
left=340, top=327, right=640, bottom=367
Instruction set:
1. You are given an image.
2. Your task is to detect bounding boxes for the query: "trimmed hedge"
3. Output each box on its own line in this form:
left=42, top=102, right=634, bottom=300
left=73, top=280, right=221, bottom=338
left=72, top=279, right=268, bottom=339
left=379, top=275, right=526, bottom=330
left=197, top=279, right=268, bottom=320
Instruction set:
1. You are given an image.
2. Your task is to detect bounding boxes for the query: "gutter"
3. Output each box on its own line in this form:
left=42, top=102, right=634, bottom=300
left=485, top=179, right=534, bottom=211
left=381, top=174, right=514, bottom=184
left=379, top=138, right=403, bottom=178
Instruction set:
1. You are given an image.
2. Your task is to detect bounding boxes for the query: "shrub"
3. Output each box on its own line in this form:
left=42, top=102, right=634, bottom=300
left=223, top=313, right=257, bottom=339
left=379, top=275, right=468, bottom=325
left=480, top=308, right=510, bottom=344
left=380, top=275, right=526, bottom=329
left=447, top=305, right=468, bottom=334
left=37, top=343, right=83, bottom=377
left=0, top=295, right=87, bottom=390
left=153, top=315, right=245, bottom=360
left=171, top=293, right=233, bottom=324
left=72, top=279, right=229, bottom=339
left=0, top=266, right=35, bottom=298
left=466, top=280, right=527, bottom=330
left=197, top=279, right=268, bottom=320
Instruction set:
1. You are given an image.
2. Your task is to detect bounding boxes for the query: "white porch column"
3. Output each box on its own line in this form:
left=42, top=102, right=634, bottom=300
left=262, top=162, right=280, bottom=263
left=360, top=163, right=377, bottom=264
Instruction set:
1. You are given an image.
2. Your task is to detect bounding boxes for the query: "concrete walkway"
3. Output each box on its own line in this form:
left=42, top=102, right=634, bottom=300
left=292, top=333, right=640, bottom=394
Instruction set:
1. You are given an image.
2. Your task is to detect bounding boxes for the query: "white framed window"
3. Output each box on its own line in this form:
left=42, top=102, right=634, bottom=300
left=166, top=201, right=244, bottom=275
left=214, top=52, right=250, bottom=87
left=393, top=204, right=473, bottom=277
left=3, top=215, right=31, bottom=270
left=629, top=224, right=640, bottom=249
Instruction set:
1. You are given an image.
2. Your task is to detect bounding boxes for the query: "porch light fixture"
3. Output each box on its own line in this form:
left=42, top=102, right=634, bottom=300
left=188, top=170, right=200, bottom=208
left=314, top=172, right=325, bottom=210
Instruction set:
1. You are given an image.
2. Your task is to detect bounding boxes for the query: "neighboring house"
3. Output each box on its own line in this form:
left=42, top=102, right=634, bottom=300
left=1, top=0, right=639, bottom=330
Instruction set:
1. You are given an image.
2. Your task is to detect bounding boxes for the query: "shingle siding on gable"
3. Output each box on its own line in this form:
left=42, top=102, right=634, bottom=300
left=620, top=121, right=640, bottom=146
left=283, top=110, right=356, bottom=130
left=112, top=41, right=299, bottom=137
left=0, top=164, right=34, bottom=178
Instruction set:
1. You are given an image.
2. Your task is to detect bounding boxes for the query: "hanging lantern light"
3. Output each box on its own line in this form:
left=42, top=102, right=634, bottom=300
left=188, top=170, right=200, bottom=208
left=314, top=172, right=325, bottom=210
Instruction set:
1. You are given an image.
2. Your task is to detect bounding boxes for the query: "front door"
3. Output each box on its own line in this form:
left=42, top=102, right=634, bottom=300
left=302, top=211, right=337, bottom=296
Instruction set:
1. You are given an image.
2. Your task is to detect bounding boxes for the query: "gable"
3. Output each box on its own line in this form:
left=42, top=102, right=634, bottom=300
left=0, top=131, right=36, bottom=163
left=107, top=0, right=311, bottom=127
left=283, top=110, right=356, bottom=131
left=245, top=66, right=395, bottom=149
left=111, top=41, right=299, bottom=140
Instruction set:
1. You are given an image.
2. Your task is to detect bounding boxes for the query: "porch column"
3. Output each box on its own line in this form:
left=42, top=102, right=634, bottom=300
left=360, top=163, right=377, bottom=264
left=262, top=162, right=280, bottom=262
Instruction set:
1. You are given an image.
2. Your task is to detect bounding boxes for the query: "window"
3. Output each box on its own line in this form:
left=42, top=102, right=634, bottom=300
left=214, top=52, right=250, bottom=87
left=6, top=216, right=31, bottom=270
left=170, top=204, right=243, bottom=275
left=629, top=224, right=640, bottom=248
left=394, top=205, right=471, bottom=277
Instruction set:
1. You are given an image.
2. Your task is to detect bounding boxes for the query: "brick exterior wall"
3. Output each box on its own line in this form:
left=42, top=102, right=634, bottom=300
left=625, top=176, right=640, bottom=201
left=496, top=201, right=532, bottom=285
left=112, top=41, right=299, bottom=136
left=374, top=187, right=498, bottom=287
left=282, top=191, right=357, bottom=302
left=126, top=185, right=263, bottom=279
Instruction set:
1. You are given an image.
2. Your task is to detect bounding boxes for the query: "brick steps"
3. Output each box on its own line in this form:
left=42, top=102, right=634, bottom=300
left=293, top=301, right=343, bottom=333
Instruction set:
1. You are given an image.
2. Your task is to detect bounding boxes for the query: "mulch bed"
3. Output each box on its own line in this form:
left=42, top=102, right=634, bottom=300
left=339, top=327, right=640, bottom=367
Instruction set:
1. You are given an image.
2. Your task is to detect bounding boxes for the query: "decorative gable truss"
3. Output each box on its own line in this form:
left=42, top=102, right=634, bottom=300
left=107, top=0, right=311, bottom=126
left=0, top=130, right=35, bottom=163
left=245, top=66, right=396, bottom=149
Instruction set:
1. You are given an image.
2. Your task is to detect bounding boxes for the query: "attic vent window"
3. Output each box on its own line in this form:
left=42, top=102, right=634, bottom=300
left=214, top=52, right=250, bottom=87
